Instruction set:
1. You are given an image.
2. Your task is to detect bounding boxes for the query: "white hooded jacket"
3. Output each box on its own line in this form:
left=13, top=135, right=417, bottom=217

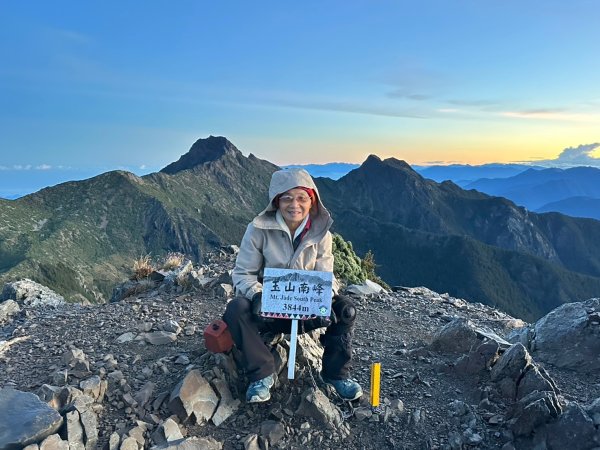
left=232, top=168, right=338, bottom=299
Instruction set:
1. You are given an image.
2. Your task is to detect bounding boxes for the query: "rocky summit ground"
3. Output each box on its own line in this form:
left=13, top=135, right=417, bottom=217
left=1, top=251, right=600, bottom=449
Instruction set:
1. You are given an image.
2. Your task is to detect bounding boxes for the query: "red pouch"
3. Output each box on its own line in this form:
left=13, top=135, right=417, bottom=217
left=203, top=319, right=234, bottom=353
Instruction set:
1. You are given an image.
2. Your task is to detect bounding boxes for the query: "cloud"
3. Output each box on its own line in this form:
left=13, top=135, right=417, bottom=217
left=49, top=28, right=91, bottom=45
left=263, top=93, right=428, bottom=119
left=533, top=143, right=600, bottom=168
left=0, top=164, right=74, bottom=171
left=387, top=90, right=431, bottom=101
left=501, top=109, right=600, bottom=123
left=446, top=99, right=500, bottom=107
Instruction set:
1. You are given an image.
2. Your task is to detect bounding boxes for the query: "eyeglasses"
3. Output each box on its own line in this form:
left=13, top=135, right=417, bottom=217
left=279, top=194, right=312, bottom=204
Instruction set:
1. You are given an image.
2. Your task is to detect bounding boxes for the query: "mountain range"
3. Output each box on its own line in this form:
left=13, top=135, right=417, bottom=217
left=464, top=166, right=600, bottom=217
left=0, top=137, right=277, bottom=303
left=293, top=162, right=600, bottom=220
left=1, top=136, right=600, bottom=320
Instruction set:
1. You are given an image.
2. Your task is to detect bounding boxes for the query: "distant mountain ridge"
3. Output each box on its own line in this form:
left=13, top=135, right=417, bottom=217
left=536, top=196, right=600, bottom=220
left=465, top=166, right=600, bottom=211
left=289, top=162, right=541, bottom=185
left=1, top=137, right=600, bottom=320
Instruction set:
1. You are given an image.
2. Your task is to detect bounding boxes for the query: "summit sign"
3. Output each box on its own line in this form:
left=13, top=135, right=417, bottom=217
left=261, top=268, right=333, bottom=320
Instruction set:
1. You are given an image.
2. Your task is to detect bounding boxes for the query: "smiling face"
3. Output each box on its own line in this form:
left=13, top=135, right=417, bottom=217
left=277, top=188, right=313, bottom=232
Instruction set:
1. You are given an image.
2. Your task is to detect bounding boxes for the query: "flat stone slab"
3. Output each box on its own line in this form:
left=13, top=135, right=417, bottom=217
left=144, top=331, right=178, bottom=345
left=0, top=388, right=63, bottom=449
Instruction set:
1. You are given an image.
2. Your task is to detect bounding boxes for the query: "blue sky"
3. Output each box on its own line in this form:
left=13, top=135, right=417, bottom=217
left=1, top=1, right=600, bottom=196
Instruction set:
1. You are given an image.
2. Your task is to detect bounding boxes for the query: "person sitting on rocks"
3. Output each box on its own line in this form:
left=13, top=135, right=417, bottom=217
left=223, top=168, right=363, bottom=403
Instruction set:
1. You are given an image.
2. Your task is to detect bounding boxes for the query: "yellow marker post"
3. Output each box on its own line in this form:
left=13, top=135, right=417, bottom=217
left=370, top=362, right=381, bottom=407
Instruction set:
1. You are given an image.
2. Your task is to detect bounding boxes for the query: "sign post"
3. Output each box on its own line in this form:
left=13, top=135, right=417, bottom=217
left=261, top=268, right=333, bottom=380
left=288, top=320, right=299, bottom=379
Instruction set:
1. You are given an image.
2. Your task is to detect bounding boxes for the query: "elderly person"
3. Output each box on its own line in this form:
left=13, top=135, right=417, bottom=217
left=223, top=168, right=362, bottom=403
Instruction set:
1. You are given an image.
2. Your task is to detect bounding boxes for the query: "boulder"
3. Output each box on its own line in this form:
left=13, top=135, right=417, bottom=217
left=296, top=387, right=347, bottom=436
left=79, top=376, right=102, bottom=401
left=260, top=420, right=285, bottom=446
left=516, top=365, right=558, bottom=400
left=151, top=418, right=184, bottom=446
left=134, top=381, right=156, bottom=408
left=0, top=300, right=20, bottom=322
left=119, top=436, right=140, bottom=450
left=490, top=343, right=532, bottom=382
left=211, top=379, right=241, bottom=427
left=0, top=388, right=63, bottom=449
left=65, top=410, right=85, bottom=450
left=431, top=318, right=508, bottom=354
left=546, top=403, right=596, bottom=450
left=528, top=297, right=600, bottom=372
left=39, top=434, right=69, bottom=450
left=78, top=409, right=98, bottom=449
left=346, top=279, right=386, bottom=296
left=508, top=390, right=562, bottom=436
left=168, top=370, right=218, bottom=424
left=297, top=332, right=324, bottom=372
left=242, top=434, right=260, bottom=450
left=160, top=320, right=182, bottom=335
left=454, top=341, right=500, bottom=374
left=0, top=280, right=65, bottom=307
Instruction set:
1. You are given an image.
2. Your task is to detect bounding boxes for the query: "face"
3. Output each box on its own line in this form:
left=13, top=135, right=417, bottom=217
left=277, top=188, right=312, bottom=229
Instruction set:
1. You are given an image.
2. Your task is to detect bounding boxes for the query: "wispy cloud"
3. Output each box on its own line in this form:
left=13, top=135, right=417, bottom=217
left=0, top=164, right=74, bottom=171
left=501, top=109, right=600, bottom=123
left=49, top=27, right=92, bottom=45
left=272, top=99, right=427, bottom=119
left=446, top=99, right=500, bottom=107
left=387, top=90, right=431, bottom=101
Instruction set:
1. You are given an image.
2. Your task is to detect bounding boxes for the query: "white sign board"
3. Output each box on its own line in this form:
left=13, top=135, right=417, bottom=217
left=261, top=268, right=333, bottom=319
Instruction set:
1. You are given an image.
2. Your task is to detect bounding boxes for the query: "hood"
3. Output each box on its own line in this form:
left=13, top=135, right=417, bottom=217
left=254, top=168, right=333, bottom=233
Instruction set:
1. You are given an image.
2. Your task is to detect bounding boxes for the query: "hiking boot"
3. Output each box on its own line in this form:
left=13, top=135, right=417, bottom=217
left=246, top=373, right=277, bottom=403
left=322, top=376, right=363, bottom=401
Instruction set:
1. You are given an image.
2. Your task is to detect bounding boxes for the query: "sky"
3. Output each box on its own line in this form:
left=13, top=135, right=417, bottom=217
left=1, top=0, right=600, bottom=197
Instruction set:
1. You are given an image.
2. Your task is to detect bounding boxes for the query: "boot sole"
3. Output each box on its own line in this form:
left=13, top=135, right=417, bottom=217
left=247, top=392, right=271, bottom=403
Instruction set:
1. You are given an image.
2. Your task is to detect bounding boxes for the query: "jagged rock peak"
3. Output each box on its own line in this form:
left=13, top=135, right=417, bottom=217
left=351, top=154, right=421, bottom=184
left=361, top=154, right=416, bottom=173
left=160, top=136, right=241, bottom=174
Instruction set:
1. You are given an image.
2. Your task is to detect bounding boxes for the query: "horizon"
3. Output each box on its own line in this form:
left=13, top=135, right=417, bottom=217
left=2, top=1, right=600, bottom=197
left=2, top=140, right=600, bottom=199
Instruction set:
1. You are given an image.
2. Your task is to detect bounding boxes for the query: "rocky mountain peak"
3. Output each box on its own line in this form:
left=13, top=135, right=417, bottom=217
left=355, top=154, right=421, bottom=181
left=160, top=136, right=242, bottom=174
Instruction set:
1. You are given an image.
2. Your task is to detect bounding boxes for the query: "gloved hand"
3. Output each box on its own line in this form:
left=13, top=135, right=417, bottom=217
left=251, top=292, right=263, bottom=317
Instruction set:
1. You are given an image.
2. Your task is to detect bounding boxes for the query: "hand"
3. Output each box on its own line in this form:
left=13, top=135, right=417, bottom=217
left=251, top=292, right=263, bottom=317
